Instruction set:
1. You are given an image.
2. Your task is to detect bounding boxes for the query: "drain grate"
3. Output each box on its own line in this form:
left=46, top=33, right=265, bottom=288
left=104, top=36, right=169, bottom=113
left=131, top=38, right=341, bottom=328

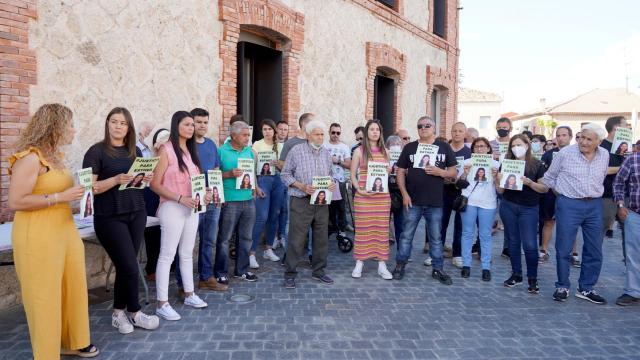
left=228, top=294, right=255, bottom=304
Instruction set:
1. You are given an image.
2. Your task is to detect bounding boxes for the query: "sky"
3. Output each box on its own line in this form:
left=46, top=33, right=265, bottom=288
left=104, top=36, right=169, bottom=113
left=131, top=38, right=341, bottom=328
left=459, top=0, right=640, bottom=114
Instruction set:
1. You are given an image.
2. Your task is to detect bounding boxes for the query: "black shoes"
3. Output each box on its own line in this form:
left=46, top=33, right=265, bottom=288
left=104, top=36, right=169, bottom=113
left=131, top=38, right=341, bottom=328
left=461, top=267, right=470, bottom=278
left=527, top=278, right=539, bottom=294
left=575, top=289, right=607, bottom=305
left=432, top=269, right=453, bottom=285
left=503, top=273, right=523, bottom=287
left=392, top=264, right=405, bottom=280
left=284, top=278, right=296, bottom=289
left=481, top=270, right=491, bottom=282
left=616, top=294, right=640, bottom=306
left=553, top=288, right=569, bottom=302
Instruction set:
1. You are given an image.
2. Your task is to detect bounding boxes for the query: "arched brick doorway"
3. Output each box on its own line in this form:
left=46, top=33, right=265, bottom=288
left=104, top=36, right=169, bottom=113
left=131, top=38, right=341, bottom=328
left=218, top=0, right=305, bottom=143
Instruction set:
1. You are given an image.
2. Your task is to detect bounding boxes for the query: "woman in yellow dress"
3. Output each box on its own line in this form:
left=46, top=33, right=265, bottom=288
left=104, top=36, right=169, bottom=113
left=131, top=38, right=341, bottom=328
left=8, top=103, right=99, bottom=359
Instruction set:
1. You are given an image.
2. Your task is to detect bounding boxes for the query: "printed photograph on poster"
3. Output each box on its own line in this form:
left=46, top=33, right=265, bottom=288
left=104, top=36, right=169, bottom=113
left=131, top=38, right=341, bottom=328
left=207, top=170, right=225, bottom=206
left=236, top=158, right=255, bottom=190
left=413, top=144, right=439, bottom=169
left=191, top=174, right=206, bottom=214
left=119, top=157, right=160, bottom=190
left=611, top=127, right=633, bottom=155
left=79, top=190, right=93, bottom=218
left=257, top=151, right=276, bottom=176
left=310, top=176, right=333, bottom=205
left=388, top=147, right=402, bottom=175
left=500, top=159, right=526, bottom=191
left=365, top=161, right=389, bottom=193
left=470, top=154, right=493, bottom=184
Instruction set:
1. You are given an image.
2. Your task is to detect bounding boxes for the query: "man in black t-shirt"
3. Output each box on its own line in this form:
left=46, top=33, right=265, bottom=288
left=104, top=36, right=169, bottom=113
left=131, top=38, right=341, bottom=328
left=392, top=116, right=458, bottom=285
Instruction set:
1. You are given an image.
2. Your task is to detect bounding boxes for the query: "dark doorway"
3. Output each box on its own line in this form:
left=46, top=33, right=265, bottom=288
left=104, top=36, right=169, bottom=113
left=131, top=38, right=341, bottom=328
left=237, top=41, right=283, bottom=142
left=373, top=74, right=395, bottom=140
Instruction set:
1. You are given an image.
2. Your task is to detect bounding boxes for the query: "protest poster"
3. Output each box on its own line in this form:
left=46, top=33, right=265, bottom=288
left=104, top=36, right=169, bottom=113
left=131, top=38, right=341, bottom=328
left=611, top=127, right=633, bottom=155
left=413, top=144, right=439, bottom=168
left=207, top=169, right=225, bottom=206
left=310, top=176, right=333, bottom=205
left=470, top=154, right=493, bottom=184
left=236, top=158, right=255, bottom=190
left=191, top=174, right=206, bottom=214
left=500, top=159, right=526, bottom=191
left=119, top=157, right=159, bottom=190
left=365, top=161, right=389, bottom=193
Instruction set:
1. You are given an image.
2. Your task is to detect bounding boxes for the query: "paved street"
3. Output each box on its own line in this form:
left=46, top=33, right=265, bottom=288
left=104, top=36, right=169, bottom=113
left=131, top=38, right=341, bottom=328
left=1, top=221, right=639, bottom=360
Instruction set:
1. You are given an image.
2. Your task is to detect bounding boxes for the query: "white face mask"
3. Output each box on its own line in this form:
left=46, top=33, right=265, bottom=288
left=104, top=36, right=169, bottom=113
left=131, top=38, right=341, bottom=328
left=464, top=142, right=472, bottom=148
left=390, top=145, right=402, bottom=152
left=511, top=145, right=527, bottom=158
left=531, top=142, right=541, bottom=153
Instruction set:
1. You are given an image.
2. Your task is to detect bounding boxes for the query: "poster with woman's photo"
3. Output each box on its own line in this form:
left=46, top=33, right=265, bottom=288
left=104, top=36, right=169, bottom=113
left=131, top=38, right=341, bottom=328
left=413, top=144, right=439, bottom=169
left=191, top=174, right=206, bottom=214
left=611, top=127, right=633, bottom=155
left=366, top=161, right=389, bottom=193
left=257, top=151, right=276, bottom=176
left=118, top=157, right=159, bottom=190
left=207, top=169, right=225, bottom=207
left=499, top=159, right=525, bottom=191
left=76, top=167, right=93, bottom=218
left=470, top=154, right=493, bottom=184
left=236, top=158, right=255, bottom=190
left=310, top=176, right=333, bottom=205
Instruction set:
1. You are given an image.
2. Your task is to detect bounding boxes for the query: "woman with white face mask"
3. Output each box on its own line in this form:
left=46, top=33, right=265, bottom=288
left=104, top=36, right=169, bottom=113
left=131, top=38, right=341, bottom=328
left=530, top=134, right=546, bottom=158
left=386, top=135, right=405, bottom=248
left=496, top=134, right=549, bottom=294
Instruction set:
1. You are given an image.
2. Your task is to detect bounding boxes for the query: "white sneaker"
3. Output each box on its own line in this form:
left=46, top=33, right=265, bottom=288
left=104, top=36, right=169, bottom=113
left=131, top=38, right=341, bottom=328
left=184, top=293, right=208, bottom=308
left=272, top=237, right=282, bottom=249
left=129, top=311, right=160, bottom=330
left=156, top=303, right=181, bottom=321
left=112, top=311, right=133, bottom=334
left=352, top=260, right=364, bottom=278
left=377, top=262, right=393, bottom=280
left=423, top=257, right=432, bottom=266
left=263, top=248, right=280, bottom=262
left=452, top=257, right=463, bottom=269
left=249, top=254, right=260, bottom=269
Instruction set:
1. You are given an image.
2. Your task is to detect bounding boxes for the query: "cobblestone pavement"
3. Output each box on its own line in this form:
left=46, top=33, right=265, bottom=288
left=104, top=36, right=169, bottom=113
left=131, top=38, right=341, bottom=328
left=1, top=221, right=639, bottom=360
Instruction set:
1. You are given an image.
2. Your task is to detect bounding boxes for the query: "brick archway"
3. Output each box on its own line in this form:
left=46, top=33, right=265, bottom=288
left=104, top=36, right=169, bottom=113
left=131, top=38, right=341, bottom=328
left=427, top=62, right=456, bottom=137
left=218, top=0, right=305, bottom=142
left=365, top=42, right=406, bottom=133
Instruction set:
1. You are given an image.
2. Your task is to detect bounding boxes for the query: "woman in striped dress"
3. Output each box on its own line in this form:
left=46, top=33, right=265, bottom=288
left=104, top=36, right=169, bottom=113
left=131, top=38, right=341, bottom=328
left=350, top=120, right=393, bottom=280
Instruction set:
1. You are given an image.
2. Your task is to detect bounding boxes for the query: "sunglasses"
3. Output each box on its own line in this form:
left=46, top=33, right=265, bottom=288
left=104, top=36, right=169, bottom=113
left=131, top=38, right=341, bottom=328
left=331, top=131, right=341, bottom=135
left=417, top=124, right=432, bottom=130
left=402, top=137, right=410, bottom=141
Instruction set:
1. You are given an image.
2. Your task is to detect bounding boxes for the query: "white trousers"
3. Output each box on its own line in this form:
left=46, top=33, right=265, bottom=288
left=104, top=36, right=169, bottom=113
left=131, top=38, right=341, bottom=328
left=155, top=201, right=199, bottom=301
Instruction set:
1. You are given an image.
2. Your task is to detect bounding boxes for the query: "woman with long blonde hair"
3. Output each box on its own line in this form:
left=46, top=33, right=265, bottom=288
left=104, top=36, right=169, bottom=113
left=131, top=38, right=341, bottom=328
left=8, top=103, right=99, bottom=359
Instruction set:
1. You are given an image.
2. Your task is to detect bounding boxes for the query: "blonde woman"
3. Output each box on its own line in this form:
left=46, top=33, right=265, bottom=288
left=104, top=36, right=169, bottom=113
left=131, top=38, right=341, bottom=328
left=8, top=103, right=99, bottom=359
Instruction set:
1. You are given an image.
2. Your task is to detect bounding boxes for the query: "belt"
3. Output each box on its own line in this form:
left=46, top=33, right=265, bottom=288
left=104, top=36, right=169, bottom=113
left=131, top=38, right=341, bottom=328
left=577, top=197, right=594, bottom=201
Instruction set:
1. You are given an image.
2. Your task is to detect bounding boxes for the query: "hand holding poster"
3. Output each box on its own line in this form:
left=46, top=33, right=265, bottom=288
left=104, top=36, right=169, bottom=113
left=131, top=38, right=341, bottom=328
left=236, top=158, right=255, bottom=190
left=257, top=151, right=276, bottom=176
left=365, top=161, right=389, bottom=193
left=207, top=170, right=225, bottom=207
left=191, top=174, right=206, bottom=214
left=500, top=159, right=525, bottom=191
left=310, top=176, right=332, bottom=205
left=119, top=157, right=160, bottom=190
left=611, top=127, right=633, bottom=155
left=76, top=168, right=94, bottom=218
left=470, top=154, right=493, bottom=184
left=414, top=144, right=439, bottom=169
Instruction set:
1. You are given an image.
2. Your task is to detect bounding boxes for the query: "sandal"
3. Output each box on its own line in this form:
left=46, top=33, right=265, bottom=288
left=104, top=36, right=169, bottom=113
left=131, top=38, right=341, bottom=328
left=61, top=344, right=100, bottom=358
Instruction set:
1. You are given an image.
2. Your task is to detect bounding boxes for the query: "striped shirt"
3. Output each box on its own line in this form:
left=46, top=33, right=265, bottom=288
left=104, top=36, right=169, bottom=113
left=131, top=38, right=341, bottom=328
left=613, top=153, right=640, bottom=213
left=541, top=144, right=609, bottom=199
left=281, top=142, right=333, bottom=198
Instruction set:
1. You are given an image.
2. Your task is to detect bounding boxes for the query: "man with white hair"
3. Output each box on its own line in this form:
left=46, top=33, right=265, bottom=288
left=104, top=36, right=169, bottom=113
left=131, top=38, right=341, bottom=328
left=136, top=120, right=155, bottom=159
left=541, top=122, right=609, bottom=304
left=280, top=119, right=336, bottom=289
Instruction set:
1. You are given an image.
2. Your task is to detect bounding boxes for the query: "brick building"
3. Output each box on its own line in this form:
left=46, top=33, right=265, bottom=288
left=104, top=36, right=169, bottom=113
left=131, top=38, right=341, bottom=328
left=0, top=0, right=460, bottom=223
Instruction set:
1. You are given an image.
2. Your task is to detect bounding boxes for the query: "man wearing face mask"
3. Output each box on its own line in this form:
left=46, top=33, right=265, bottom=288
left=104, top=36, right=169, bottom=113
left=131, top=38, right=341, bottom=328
left=440, top=122, right=471, bottom=268
left=281, top=120, right=336, bottom=289
left=541, top=123, right=609, bottom=304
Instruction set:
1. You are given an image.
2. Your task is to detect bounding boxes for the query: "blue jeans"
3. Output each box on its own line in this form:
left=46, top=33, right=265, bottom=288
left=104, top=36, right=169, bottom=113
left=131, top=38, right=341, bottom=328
left=176, top=205, right=221, bottom=286
left=461, top=205, right=496, bottom=269
left=397, top=206, right=444, bottom=270
left=623, top=210, right=640, bottom=297
left=251, top=176, right=284, bottom=252
left=555, top=195, right=603, bottom=291
left=214, top=199, right=256, bottom=277
left=500, top=200, right=539, bottom=278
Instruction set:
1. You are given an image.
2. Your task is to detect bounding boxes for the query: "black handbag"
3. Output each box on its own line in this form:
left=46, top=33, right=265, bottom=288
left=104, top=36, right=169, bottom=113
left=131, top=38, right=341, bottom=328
left=452, top=182, right=479, bottom=212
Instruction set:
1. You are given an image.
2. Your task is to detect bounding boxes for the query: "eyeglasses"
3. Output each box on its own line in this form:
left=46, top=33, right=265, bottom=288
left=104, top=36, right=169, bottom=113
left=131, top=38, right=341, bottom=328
left=417, top=124, right=432, bottom=130
left=402, top=137, right=410, bottom=141
left=356, top=137, right=363, bottom=141
left=331, top=131, right=341, bottom=135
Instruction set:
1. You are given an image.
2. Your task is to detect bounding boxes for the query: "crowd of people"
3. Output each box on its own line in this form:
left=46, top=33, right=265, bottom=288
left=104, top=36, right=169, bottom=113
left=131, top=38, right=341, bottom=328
left=7, top=103, right=640, bottom=359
